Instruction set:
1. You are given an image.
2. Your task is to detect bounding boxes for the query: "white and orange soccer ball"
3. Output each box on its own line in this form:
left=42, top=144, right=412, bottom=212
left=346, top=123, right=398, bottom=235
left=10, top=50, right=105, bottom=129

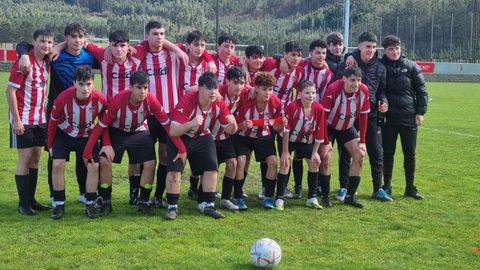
left=250, top=238, right=282, bottom=268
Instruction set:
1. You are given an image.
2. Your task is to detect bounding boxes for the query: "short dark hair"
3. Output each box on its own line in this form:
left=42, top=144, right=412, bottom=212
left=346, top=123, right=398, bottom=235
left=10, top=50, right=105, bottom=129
left=64, top=23, right=86, bottom=36
left=299, top=80, right=315, bottom=91
left=343, top=66, right=363, bottom=78
left=130, top=71, right=149, bottom=86
left=226, top=67, right=246, bottom=81
left=217, top=34, right=236, bottom=46
left=284, top=41, right=303, bottom=53
left=245, top=45, right=264, bottom=58
left=382, top=35, right=401, bottom=48
left=198, top=72, right=218, bottom=89
left=109, top=30, right=129, bottom=43
left=145, top=21, right=164, bottom=34
left=326, top=32, right=344, bottom=46
left=33, top=27, right=54, bottom=40
left=358, top=31, right=377, bottom=44
left=186, top=30, right=205, bottom=44
left=74, top=65, right=94, bottom=82
left=254, top=72, right=276, bottom=88
left=309, top=39, right=327, bottom=51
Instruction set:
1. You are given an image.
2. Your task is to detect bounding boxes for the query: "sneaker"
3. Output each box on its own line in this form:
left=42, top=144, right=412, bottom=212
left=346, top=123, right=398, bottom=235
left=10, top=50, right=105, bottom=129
left=137, top=201, right=154, bottom=215
left=336, top=188, right=347, bottom=202
left=258, top=187, right=265, bottom=200
left=372, top=189, right=394, bottom=202
left=292, top=185, right=302, bottom=199
left=344, top=196, right=364, bottom=208
left=220, top=199, right=239, bottom=211
left=405, top=186, right=424, bottom=200
left=320, top=196, right=333, bottom=207
left=129, top=188, right=139, bottom=205
left=85, top=203, right=100, bottom=219
left=77, top=194, right=87, bottom=204
left=165, top=207, right=178, bottom=220
left=31, top=200, right=52, bottom=211
left=51, top=205, right=65, bottom=219
left=197, top=202, right=207, bottom=213
left=202, top=206, right=225, bottom=219
left=284, top=188, right=294, bottom=199
left=187, top=188, right=198, bottom=201
left=152, top=197, right=167, bottom=208
left=305, top=198, right=323, bottom=209
left=274, top=199, right=284, bottom=211
left=263, top=198, right=275, bottom=209
left=235, top=198, right=248, bottom=211
left=99, top=200, right=113, bottom=216
left=382, top=185, right=392, bottom=196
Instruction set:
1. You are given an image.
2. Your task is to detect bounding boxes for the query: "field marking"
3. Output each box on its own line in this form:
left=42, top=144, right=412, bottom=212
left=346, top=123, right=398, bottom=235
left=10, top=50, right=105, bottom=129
left=421, top=127, right=480, bottom=138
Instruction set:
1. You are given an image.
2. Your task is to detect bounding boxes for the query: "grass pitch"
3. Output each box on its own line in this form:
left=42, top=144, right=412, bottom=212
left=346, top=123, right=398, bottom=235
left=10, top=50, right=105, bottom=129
left=0, top=72, right=479, bottom=269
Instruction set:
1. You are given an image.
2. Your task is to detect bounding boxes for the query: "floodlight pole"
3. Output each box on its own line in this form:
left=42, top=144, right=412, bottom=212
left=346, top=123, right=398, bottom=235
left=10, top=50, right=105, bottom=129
left=344, top=0, right=350, bottom=49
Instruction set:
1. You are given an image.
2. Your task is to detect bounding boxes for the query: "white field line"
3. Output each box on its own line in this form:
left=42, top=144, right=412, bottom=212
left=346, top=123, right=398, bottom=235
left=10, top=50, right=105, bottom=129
left=420, top=127, right=480, bottom=138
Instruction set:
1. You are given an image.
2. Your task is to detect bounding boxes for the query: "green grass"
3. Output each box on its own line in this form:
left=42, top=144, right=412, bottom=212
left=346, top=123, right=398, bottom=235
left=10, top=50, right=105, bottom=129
left=0, top=72, right=479, bottom=269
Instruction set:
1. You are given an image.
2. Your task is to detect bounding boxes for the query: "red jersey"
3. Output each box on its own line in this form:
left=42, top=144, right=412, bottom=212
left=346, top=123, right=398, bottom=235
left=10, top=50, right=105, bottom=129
left=170, top=92, right=231, bottom=138
left=214, top=54, right=241, bottom=85
left=236, top=95, right=282, bottom=138
left=284, top=99, right=326, bottom=144
left=137, top=41, right=180, bottom=113
left=321, top=80, right=370, bottom=131
left=99, top=90, right=168, bottom=133
left=86, top=43, right=145, bottom=102
left=8, top=50, right=49, bottom=125
left=47, top=87, right=107, bottom=148
left=300, top=60, right=334, bottom=102
left=178, top=60, right=207, bottom=92
left=210, top=85, right=248, bottom=140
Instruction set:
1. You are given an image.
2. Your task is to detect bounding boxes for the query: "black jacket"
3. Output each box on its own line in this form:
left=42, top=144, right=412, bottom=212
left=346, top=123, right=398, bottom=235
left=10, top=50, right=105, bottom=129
left=380, top=55, right=428, bottom=127
left=339, top=49, right=387, bottom=117
left=326, top=49, right=343, bottom=80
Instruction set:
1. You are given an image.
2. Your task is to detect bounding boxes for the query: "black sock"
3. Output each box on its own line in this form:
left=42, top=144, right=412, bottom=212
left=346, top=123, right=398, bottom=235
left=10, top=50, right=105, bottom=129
left=204, top=192, right=216, bottom=204
left=264, top=178, right=276, bottom=198
left=28, top=168, right=39, bottom=202
left=75, top=155, right=87, bottom=194
left=166, top=193, right=179, bottom=205
left=276, top=173, right=288, bottom=199
left=98, top=185, right=112, bottom=201
left=347, top=176, right=361, bottom=197
left=15, top=174, right=30, bottom=207
left=198, top=184, right=205, bottom=203
left=139, top=185, right=152, bottom=202
left=155, top=164, right=167, bottom=198
left=307, top=172, right=319, bottom=199
left=233, top=179, right=244, bottom=199
left=319, top=174, right=331, bottom=198
left=221, top=176, right=234, bottom=200
left=260, top=162, right=267, bottom=188
left=129, top=174, right=141, bottom=198
left=85, top=192, right=97, bottom=203
left=190, top=176, right=199, bottom=191
left=292, top=159, right=303, bottom=188
left=53, top=189, right=66, bottom=203
left=47, top=158, right=54, bottom=197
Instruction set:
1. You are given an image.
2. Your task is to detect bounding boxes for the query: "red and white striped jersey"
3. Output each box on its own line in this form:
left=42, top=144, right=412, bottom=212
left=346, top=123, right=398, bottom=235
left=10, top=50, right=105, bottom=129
left=178, top=60, right=207, bottom=92
left=99, top=90, right=168, bottom=133
left=284, top=99, right=326, bottom=144
left=8, top=50, right=49, bottom=125
left=210, top=85, right=248, bottom=140
left=137, top=41, right=180, bottom=114
left=300, top=60, right=334, bottom=102
left=262, top=60, right=304, bottom=110
left=214, top=54, right=241, bottom=85
left=86, top=43, right=144, bottom=102
left=236, top=95, right=282, bottom=138
left=170, top=92, right=231, bottom=138
left=321, top=80, right=370, bottom=131
left=50, top=86, right=107, bottom=138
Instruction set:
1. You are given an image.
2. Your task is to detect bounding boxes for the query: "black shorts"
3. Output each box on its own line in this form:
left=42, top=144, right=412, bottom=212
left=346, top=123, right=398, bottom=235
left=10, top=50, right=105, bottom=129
left=327, top=127, right=359, bottom=147
left=278, top=141, right=314, bottom=160
left=167, top=135, right=218, bottom=175
left=234, top=134, right=276, bottom=162
left=215, top=138, right=237, bottom=164
left=52, top=129, right=99, bottom=162
left=109, top=127, right=156, bottom=164
left=10, top=124, right=46, bottom=149
left=147, top=115, right=168, bottom=144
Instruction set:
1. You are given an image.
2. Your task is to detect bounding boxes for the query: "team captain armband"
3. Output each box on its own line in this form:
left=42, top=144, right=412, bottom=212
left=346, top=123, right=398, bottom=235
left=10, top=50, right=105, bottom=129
left=251, top=117, right=283, bottom=127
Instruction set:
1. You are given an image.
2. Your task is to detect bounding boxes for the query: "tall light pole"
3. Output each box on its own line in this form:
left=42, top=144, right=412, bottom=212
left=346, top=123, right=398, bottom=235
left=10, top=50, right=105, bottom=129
left=215, top=0, right=219, bottom=43
left=344, top=0, right=350, bottom=50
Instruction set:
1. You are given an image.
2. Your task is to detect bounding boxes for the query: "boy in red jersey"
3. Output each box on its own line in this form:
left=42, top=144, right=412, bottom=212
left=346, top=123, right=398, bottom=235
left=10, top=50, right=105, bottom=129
left=213, top=34, right=241, bottom=85
left=281, top=80, right=330, bottom=209
left=321, top=66, right=370, bottom=208
left=164, top=72, right=237, bottom=220
left=234, top=72, right=287, bottom=210
left=83, top=71, right=185, bottom=216
left=48, top=66, right=108, bottom=219
left=6, top=27, right=54, bottom=215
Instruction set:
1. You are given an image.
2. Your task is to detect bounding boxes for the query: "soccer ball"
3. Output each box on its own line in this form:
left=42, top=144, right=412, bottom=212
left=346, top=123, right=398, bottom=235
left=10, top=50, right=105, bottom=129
left=250, top=238, right=282, bottom=268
